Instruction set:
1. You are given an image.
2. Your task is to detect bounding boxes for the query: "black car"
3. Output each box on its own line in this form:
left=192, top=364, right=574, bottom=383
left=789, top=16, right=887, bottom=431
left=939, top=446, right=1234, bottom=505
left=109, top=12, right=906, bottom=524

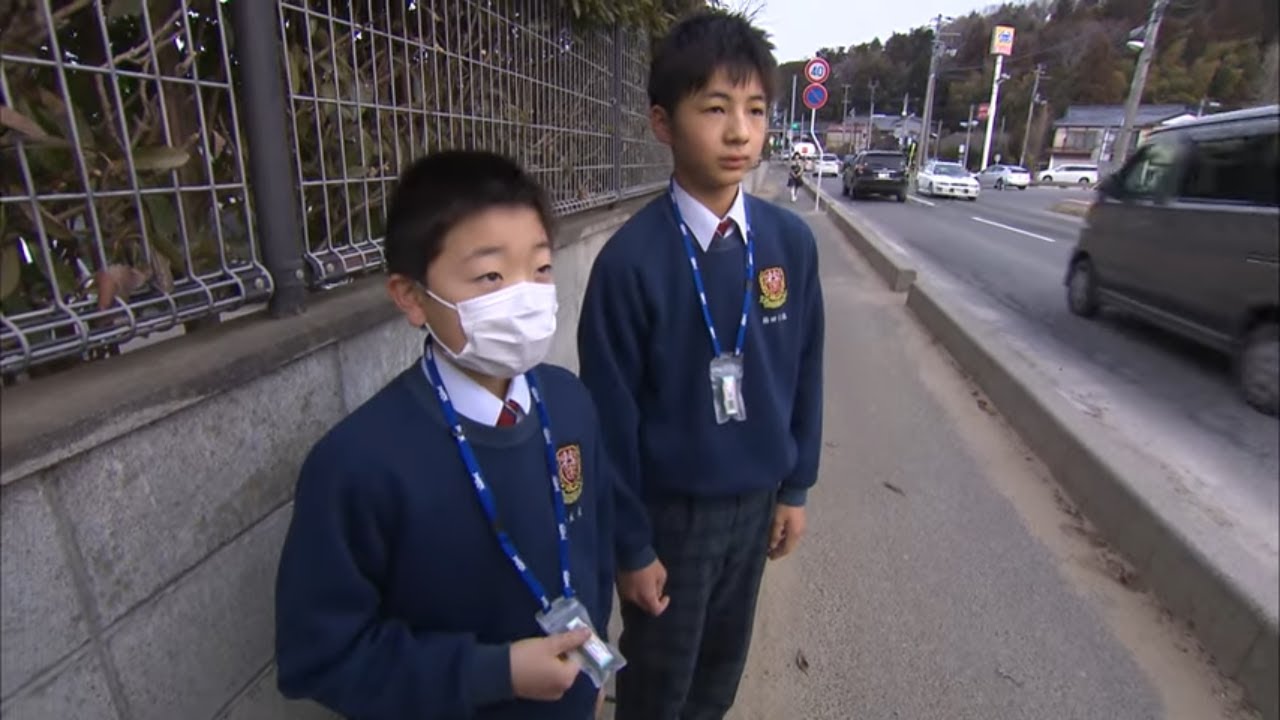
left=842, top=150, right=908, bottom=202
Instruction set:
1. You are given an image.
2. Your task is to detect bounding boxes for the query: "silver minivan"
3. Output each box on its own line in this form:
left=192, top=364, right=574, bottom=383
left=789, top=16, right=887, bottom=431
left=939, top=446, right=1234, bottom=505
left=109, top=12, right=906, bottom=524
left=1064, top=105, right=1280, bottom=415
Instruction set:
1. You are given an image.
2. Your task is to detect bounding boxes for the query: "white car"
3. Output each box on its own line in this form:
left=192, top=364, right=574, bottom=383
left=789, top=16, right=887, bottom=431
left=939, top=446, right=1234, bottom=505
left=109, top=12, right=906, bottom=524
left=977, top=164, right=1032, bottom=190
left=917, top=162, right=980, bottom=200
left=813, top=153, right=840, bottom=176
left=1039, top=164, right=1098, bottom=186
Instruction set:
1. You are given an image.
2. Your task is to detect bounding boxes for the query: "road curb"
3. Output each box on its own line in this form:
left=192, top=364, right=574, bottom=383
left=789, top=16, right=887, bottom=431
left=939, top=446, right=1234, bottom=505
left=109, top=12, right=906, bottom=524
left=801, top=178, right=916, bottom=292
left=806, top=170, right=1278, bottom=718
left=904, top=282, right=1278, bottom=720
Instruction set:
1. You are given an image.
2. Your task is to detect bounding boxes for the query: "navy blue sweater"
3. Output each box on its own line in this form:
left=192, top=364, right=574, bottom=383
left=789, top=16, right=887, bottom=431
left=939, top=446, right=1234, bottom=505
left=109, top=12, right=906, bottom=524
left=275, top=363, right=626, bottom=720
left=578, top=193, right=825, bottom=517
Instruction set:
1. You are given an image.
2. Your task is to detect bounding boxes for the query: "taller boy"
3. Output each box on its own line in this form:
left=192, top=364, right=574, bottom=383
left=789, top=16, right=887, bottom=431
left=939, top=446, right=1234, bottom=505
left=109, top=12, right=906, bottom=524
left=578, top=11, right=825, bottom=720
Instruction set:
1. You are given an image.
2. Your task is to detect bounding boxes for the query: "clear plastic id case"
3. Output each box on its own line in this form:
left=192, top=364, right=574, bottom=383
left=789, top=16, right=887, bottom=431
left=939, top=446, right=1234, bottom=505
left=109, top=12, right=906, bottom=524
left=709, top=354, right=747, bottom=424
left=534, top=596, right=626, bottom=689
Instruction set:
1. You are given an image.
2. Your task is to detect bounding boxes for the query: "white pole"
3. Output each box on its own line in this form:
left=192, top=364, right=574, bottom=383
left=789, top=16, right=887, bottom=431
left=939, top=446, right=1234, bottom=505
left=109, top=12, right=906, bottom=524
left=813, top=128, right=828, bottom=211
left=963, top=103, right=974, bottom=169
left=980, top=53, right=1004, bottom=171
left=789, top=74, right=798, bottom=147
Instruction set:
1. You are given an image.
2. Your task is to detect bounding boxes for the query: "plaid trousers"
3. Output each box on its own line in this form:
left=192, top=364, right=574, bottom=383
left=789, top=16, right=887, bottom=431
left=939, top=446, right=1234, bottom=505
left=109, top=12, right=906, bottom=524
left=615, top=490, right=775, bottom=720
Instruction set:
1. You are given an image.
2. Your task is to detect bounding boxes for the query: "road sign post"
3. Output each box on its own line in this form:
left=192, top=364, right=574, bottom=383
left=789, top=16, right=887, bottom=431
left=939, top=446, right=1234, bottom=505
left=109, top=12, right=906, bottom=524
left=802, top=58, right=831, bottom=210
left=981, top=25, right=1015, bottom=171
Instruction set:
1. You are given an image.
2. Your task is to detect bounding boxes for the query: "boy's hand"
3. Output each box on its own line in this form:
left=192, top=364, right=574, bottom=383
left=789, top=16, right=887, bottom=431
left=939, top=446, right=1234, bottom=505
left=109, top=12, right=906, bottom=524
left=768, top=504, right=807, bottom=560
left=510, top=629, right=589, bottom=701
left=617, top=559, right=670, bottom=616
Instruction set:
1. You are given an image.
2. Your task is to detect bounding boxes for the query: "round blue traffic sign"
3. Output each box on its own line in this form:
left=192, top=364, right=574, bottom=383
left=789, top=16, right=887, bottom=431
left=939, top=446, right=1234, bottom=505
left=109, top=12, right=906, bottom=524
left=802, top=83, right=828, bottom=110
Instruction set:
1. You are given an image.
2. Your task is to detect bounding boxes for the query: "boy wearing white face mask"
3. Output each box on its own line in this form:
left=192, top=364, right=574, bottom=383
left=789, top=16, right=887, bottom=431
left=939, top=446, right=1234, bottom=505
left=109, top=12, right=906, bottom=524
left=274, top=151, right=652, bottom=720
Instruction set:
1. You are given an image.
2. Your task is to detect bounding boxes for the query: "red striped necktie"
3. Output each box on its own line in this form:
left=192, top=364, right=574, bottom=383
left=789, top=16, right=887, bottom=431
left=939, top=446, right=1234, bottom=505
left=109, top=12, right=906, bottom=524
left=496, top=399, right=522, bottom=427
left=710, top=218, right=737, bottom=250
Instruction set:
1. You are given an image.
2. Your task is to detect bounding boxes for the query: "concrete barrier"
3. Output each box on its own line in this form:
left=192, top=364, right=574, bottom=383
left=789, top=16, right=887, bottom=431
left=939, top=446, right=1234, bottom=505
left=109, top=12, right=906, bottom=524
left=904, top=282, right=1278, bottom=720
left=800, top=177, right=916, bottom=292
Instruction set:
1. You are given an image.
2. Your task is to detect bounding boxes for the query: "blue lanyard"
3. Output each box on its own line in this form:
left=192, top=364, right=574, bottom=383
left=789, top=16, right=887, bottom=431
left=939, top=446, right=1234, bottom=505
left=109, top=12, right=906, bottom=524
left=421, top=343, right=573, bottom=613
left=668, top=181, right=755, bottom=357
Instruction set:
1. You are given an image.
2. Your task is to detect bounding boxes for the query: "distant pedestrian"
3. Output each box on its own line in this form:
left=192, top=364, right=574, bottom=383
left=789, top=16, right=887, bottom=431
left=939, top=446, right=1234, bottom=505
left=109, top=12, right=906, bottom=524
left=578, top=10, right=826, bottom=720
left=787, top=154, right=804, bottom=202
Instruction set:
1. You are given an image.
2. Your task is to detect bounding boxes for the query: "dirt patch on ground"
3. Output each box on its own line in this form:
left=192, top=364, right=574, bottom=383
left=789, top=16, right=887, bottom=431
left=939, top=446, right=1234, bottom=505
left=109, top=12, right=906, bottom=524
left=1049, top=200, right=1091, bottom=218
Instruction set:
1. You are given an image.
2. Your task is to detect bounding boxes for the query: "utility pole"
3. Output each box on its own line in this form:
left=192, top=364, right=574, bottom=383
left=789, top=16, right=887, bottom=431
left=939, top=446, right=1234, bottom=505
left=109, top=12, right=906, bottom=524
left=918, top=14, right=945, bottom=169
left=963, top=104, right=975, bottom=169
left=867, top=79, right=879, bottom=151
left=1020, top=64, right=1046, bottom=167
left=1114, top=0, right=1170, bottom=167
left=841, top=84, right=852, bottom=122
left=788, top=73, right=798, bottom=146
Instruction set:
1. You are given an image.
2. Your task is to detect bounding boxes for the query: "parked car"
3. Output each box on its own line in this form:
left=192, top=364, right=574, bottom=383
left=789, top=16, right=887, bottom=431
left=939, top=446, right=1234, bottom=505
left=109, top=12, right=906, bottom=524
left=1040, top=163, right=1098, bottom=185
left=978, top=164, right=1032, bottom=190
left=813, top=153, right=841, bottom=176
left=917, top=161, right=980, bottom=200
left=1065, top=104, right=1279, bottom=415
left=841, top=150, right=908, bottom=202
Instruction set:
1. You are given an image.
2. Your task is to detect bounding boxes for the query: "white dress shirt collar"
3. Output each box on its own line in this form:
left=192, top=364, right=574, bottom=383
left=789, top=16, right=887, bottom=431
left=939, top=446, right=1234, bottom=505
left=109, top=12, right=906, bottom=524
left=431, top=351, right=531, bottom=426
left=671, top=179, right=748, bottom=252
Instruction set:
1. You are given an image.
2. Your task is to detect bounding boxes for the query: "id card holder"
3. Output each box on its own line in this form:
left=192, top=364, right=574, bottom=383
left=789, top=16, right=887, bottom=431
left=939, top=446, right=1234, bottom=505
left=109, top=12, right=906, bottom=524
left=535, top=596, right=626, bottom=689
left=709, top=354, right=747, bottom=425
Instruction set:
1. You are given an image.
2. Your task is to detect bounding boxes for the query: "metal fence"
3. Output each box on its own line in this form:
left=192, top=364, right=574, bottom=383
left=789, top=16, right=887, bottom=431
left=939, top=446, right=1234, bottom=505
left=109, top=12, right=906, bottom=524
left=0, top=0, right=670, bottom=376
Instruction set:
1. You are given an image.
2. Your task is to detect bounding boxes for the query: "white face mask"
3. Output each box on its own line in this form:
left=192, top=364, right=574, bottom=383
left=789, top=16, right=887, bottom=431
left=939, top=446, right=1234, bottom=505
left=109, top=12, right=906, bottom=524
left=425, top=282, right=559, bottom=378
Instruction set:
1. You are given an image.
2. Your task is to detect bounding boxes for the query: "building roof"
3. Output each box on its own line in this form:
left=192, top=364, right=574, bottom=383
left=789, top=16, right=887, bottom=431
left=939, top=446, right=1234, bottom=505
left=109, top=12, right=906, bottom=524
left=1054, top=104, right=1191, bottom=129
left=843, top=113, right=925, bottom=132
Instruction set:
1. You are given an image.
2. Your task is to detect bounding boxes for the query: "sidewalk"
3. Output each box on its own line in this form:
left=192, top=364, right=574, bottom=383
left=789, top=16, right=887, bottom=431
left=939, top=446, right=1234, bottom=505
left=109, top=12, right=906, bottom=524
left=606, top=168, right=1256, bottom=720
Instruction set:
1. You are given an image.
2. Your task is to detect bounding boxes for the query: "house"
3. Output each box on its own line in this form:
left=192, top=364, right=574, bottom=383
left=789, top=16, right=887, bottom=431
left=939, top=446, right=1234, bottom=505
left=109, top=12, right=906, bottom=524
left=1049, top=104, right=1195, bottom=169
left=831, top=113, right=926, bottom=153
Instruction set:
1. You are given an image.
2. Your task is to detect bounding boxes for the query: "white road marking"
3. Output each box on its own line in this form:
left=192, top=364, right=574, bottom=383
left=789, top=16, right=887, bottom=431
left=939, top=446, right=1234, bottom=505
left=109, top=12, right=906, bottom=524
left=907, top=194, right=936, bottom=207
left=971, top=215, right=1057, bottom=243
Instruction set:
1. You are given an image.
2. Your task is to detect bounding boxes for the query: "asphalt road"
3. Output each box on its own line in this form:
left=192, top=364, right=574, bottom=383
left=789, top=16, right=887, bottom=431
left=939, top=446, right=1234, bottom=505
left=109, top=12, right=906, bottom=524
left=818, top=175, right=1279, bottom=572
left=603, top=175, right=1256, bottom=720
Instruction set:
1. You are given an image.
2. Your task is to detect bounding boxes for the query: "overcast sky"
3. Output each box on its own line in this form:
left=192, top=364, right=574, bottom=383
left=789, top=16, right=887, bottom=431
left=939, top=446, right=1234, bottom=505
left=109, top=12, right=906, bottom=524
left=752, top=0, right=993, bottom=64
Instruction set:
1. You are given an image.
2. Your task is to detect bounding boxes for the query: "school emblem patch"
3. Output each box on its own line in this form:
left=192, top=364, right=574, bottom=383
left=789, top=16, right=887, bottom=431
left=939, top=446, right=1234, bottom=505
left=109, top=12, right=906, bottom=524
left=758, top=266, right=788, bottom=310
left=556, top=444, right=583, bottom=504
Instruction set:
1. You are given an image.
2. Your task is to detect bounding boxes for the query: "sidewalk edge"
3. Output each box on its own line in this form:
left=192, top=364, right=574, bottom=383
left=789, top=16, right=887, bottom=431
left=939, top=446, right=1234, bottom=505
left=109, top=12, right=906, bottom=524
left=905, top=280, right=1278, bottom=720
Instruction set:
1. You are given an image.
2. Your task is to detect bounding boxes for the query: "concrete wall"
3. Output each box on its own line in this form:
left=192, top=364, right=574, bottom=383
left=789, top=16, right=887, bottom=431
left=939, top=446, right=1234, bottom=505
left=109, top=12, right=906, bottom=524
left=0, top=187, right=674, bottom=719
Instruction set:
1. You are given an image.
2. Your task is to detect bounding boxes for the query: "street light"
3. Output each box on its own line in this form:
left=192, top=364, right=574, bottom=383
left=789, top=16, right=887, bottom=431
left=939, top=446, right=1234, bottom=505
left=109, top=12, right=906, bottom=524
left=1125, top=25, right=1146, bottom=52
left=1114, top=0, right=1170, bottom=168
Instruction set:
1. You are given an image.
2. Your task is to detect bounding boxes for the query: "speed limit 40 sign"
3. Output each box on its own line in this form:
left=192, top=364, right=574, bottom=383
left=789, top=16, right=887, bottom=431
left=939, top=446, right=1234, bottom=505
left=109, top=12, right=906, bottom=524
left=803, top=57, right=830, bottom=84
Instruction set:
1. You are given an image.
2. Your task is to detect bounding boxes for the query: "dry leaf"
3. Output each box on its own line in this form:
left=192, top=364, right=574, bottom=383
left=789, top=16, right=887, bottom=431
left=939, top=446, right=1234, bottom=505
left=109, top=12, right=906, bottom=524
left=149, top=252, right=174, bottom=294
left=0, top=105, right=52, bottom=141
left=210, top=130, right=227, bottom=158
left=132, top=145, right=191, bottom=171
left=794, top=649, right=809, bottom=674
left=95, top=264, right=150, bottom=310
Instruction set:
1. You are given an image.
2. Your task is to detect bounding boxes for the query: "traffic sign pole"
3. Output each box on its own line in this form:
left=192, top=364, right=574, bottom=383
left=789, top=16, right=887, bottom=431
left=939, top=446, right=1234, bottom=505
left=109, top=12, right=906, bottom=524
left=800, top=58, right=831, bottom=211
